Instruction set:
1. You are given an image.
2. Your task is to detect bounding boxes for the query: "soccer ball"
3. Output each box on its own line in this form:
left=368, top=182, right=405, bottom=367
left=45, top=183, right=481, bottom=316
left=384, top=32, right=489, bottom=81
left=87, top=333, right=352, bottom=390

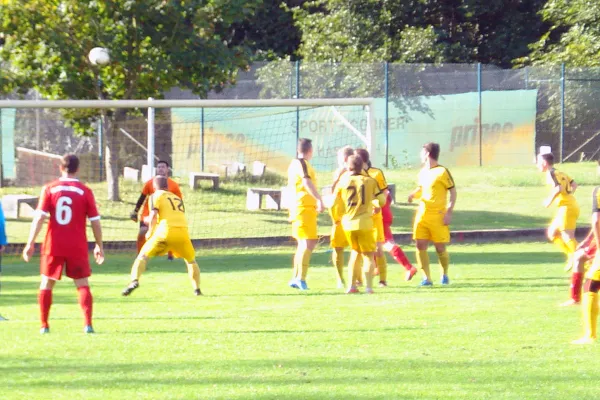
left=88, top=47, right=110, bottom=66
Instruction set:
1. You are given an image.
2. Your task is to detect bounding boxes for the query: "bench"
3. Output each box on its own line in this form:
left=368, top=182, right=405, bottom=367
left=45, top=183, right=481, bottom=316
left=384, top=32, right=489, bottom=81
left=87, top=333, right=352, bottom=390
left=246, top=188, right=282, bottom=211
left=2, top=194, right=39, bottom=219
left=123, top=167, right=140, bottom=182
left=189, top=172, right=220, bottom=190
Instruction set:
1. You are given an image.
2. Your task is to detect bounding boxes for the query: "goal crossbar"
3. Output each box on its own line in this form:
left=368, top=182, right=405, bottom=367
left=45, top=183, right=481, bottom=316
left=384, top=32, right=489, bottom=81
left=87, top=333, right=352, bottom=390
left=0, top=98, right=374, bottom=109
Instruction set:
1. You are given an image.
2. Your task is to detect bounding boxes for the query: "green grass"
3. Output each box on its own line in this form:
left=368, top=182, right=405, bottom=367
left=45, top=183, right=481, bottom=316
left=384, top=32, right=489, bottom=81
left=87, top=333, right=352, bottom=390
left=2, top=162, right=598, bottom=243
left=0, top=242, right=598, bottom=399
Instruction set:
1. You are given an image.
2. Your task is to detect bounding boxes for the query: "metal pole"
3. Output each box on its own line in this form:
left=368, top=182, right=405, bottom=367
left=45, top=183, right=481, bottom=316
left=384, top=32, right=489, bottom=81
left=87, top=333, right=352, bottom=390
left=478, top=63, right=483, bottom=167
left=524, top=67, right=529, bottom=90
left=98, top=116, right=103, bottom=180
left=201, top=108, right=205, bottom=172
left=384, top=61, right=389, bottom=168
left=560, top=63, right=566, bottom=162
left=147, top=97, right=155, bottom=173
left=295, top=60, right=300, bottom=142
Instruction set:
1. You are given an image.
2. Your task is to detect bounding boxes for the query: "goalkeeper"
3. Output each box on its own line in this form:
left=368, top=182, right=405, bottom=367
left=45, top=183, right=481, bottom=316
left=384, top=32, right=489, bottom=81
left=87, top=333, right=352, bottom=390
left=130, top=160, right=182, bottom=255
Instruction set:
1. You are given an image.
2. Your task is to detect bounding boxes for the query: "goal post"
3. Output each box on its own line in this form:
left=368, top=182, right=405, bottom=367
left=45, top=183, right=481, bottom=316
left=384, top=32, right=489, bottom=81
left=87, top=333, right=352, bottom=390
left=0, top=98, right=378, bottom=248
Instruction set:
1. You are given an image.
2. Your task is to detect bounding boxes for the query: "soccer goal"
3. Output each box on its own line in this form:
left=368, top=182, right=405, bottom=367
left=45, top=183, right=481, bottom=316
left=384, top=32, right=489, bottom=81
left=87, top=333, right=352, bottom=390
left=0, top=98, right=377, bottom=249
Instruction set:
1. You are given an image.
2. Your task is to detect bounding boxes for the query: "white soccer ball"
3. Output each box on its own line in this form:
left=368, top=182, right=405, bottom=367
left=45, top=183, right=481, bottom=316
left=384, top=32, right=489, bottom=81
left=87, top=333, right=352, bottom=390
left=88, top=47, right=110, bottom=66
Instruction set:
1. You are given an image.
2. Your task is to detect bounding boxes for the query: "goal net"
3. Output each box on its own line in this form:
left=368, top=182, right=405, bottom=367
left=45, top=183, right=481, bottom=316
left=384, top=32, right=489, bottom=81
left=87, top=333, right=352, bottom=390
left=0, top=98, right=377, bottom=251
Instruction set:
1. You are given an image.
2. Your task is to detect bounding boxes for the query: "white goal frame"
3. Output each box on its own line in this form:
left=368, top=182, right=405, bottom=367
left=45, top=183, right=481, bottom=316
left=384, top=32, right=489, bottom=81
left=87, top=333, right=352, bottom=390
left=0, top=98, right=377, bottom=171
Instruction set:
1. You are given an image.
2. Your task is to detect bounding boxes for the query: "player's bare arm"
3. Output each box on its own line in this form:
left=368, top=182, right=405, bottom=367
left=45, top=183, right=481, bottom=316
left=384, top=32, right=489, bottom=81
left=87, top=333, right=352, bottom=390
left=544, top=185, right=561, bottom=208
left=407, top=187, right=422, bottom=203
left=130, top=193, right=147, bottom=222
left=571, top=181, right=578, bottom=194
left=90, top=219, right=104, bottom=265
left=444, top=187, right=457, bottom=226
left=146, top=209, right=159, bottom=239
left=22, top=213, right=47, bottom=262
left=302, top=177, right=324, bottom=212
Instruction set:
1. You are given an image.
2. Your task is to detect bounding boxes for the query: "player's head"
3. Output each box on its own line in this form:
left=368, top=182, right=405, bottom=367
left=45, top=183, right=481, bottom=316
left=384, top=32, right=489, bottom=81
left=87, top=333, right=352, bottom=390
left=421, top=142, right=440, bottom=164
left=337, top=146, right=354, bottom=168
left=153, top=175, right=169, bottom=191
left=347, top=155, right=363, bottom=174
left=60, top=154, right=79, bottom=176
left=537, top=153, right=554, bottom=172
left=156, top=160, right=169, bottom=177
left=297, top=138, right=313, bottom=160
left=355, top=148, right=371, bottom=169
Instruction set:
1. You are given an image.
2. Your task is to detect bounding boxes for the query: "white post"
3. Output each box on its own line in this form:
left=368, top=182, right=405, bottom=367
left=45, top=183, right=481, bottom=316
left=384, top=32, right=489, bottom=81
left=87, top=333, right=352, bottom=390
left=147, top=97, right=155, bottom=173
left=366, top=101, right=378, bottom=166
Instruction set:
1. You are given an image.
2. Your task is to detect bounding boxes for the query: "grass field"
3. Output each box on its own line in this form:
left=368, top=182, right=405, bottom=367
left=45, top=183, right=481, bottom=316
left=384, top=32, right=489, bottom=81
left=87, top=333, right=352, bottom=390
left=1, top=162, right=599, bottom=245
left=1, top=242, right=598, bottom=399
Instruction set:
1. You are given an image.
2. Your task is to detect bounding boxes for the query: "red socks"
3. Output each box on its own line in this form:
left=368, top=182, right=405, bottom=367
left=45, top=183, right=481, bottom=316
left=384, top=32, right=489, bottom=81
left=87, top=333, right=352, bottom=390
left=571, top=272, right=584, bottom=303
left=38, top=289, right=52, bottom=329
left=78, top=286, right=93, bottom=327
left=390, top=245, right=413, bottom=271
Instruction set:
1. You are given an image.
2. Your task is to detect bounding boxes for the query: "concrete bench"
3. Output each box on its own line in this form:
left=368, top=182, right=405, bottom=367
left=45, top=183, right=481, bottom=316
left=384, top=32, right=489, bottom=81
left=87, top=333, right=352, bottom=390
left=2, top=194, right=39, bottom=219
left=123, top=167, right=140, bottom=182
left=189, top=172, right=220, bottom=190
left=246, top=188, right=282, bottom=211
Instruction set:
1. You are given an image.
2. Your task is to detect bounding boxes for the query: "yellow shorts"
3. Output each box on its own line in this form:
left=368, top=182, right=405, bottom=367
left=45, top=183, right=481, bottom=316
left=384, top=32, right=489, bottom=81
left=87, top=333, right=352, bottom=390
left=330, top=222, right=348, bottom=248
left=586, top=257, right=600, bottom=281
left=141, top=227, right=196, bottom=262
left=292, top=207, right=318, bottom=240
left=550, top=205, right=580, bottom=232
left=345, top=229, right=376, bottom=253
left=413, top=211, right=450, bottom=243
left=373, top=217, right=385, bottom=244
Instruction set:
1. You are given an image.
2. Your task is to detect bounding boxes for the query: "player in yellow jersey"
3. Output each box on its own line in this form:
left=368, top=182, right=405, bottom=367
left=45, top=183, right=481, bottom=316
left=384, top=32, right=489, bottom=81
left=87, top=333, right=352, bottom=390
left=408, top=143, right=457, bottom=286
left=121, top=176, right=202, bottom=297
left=287, top=138, right=324, bottom=291
left=573, top=186, right=600, bottom=344
left=329, top=146, right=355, bottom=288
left=333, top=155, right=387, bottom=294
left=536, top=148, right=580, bottom=297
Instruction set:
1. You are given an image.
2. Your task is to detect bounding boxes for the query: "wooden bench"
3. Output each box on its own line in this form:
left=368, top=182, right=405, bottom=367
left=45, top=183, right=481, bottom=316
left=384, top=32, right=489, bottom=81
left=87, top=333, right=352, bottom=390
left=246, top=188, right=282, bottom=211
left=189, top=172, right=220, bottom=190
left=2, top=194, right=39, bottom=219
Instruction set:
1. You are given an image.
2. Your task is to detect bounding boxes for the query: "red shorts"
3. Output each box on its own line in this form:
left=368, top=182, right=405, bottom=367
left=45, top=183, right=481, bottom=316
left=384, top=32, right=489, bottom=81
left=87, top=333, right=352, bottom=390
left=41, top=255, right=91, bottom=280
left=383, top=223, right=394, bottom=242
left=585, top=243, right=597, bottom=259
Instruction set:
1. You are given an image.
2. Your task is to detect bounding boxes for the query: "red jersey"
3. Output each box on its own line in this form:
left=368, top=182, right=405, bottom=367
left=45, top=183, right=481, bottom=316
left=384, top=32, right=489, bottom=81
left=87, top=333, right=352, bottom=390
left=381, top=192, right=393, bottom=224
left=37, top=178, right=100, bottom=259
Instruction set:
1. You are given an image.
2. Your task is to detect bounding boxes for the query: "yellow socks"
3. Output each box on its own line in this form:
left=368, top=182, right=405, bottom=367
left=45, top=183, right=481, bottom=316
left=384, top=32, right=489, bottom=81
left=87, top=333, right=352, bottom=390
left=566, top=238, right=577, bottom=254
left=437, top=250, right=450, bottom=276
left=130, top=257, right=147, bottom=281
left=416, top=250, right=431, bottom=281
left=348, top=251, right=359, bottom=287
left=362, top=254, right=374, bottom=290
left=332, top=248, right=345, bottom=283
left=583, top=291, right=599, bottom=339
left=376, top=255, right=388, bottom=282
left=187, top=262, right=201, bottom=290
left=299, top=247, right=312, bottom=281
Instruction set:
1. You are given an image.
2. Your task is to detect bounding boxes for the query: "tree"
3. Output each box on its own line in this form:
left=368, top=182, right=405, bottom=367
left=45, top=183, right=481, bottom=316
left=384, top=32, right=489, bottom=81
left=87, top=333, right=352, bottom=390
left=0, top=0, right=260, bottom=200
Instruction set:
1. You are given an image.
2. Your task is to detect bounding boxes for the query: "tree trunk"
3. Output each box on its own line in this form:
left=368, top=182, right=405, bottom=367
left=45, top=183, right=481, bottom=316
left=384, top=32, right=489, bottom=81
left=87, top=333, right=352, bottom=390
left=103, top=112, right=121, bottom=201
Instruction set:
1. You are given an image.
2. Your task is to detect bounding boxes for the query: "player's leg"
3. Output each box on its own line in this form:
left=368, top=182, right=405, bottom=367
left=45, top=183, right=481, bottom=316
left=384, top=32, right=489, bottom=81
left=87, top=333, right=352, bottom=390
left=384, top=223, right=417, bottom=280
left=38, top=255, right=63, bottom=333
left=359, top=229, right=377, bottom=293
left=137, top=222, right=148, bottom=254
left=174, top=231, right=202, bottom=296
left=434, top=242, right=450, bottom=284
left=291, top=209, right=318, bottom=290
left=330, top=223, right=347, bottom=288
left=573, top=278, right=600, bottom=344
left=375, top=243, right=389, bottom=287
left=562, top=248, right=588, bottom=306
left=65, top=257, right=94, bottom=333
left=413, top=216, right=433, bottom=285
left=123, top=235, right=164, bottom=296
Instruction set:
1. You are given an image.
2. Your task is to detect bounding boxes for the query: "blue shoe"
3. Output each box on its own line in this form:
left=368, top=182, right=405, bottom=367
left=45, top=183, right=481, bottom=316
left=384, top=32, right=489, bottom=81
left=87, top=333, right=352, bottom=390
left=419, top=279, right=433, bottom=287
left=40, top=327, right=49, bottom=334
left=299, top=280, right=309, bottom=290
left=84, top=325, right=95, bottom=334
left=441, top=275, right=450, bottom=285
left=288, top=279, right=300, bottom=289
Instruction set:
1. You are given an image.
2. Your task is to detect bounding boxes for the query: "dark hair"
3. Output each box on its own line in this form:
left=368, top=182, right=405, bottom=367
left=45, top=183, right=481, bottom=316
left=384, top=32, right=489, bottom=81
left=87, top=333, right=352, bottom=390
left=341, top=146, right=354, bottom=160
left=297, top=138, right=313, bottom=154
left=423, top=142, right=441, bottom=161
left=355, top=148, right=371, bottom=168
left=153, top=175, right=168, bottom=190
left=541, top=153, right=555, bottom=165
left=157, top=160, right=169, bottom=168
left=347, top=155, right=363, bottom=173
left=61, top=154, right=79, bottom=173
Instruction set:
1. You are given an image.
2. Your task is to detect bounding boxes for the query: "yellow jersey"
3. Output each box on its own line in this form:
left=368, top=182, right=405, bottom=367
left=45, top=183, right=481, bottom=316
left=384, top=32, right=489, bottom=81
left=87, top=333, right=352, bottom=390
left=334, top=173, right=386, bottom=231
left=150, top=190, right=188, bottom=231
left=547, top=169, right=577, bottom=207
left=330, top=167, right=351, bottom=222
left=288, top=158, right=317, bottom=208
left=593, top=187, right=600, bottom=213
left=414, top=165, right=455, bottom=214
left=365, top=167, right=388, bottom=220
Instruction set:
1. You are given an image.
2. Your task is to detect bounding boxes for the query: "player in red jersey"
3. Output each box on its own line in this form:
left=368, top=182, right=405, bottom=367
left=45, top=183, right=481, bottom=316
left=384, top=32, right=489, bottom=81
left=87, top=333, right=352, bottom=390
left=22, top=154, right=104, bottom=334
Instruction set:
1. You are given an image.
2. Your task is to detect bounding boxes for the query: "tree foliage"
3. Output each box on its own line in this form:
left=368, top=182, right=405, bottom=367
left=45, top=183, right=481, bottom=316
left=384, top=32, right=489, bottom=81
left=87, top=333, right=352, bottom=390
left=1, top=0, right=259, bottom=200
